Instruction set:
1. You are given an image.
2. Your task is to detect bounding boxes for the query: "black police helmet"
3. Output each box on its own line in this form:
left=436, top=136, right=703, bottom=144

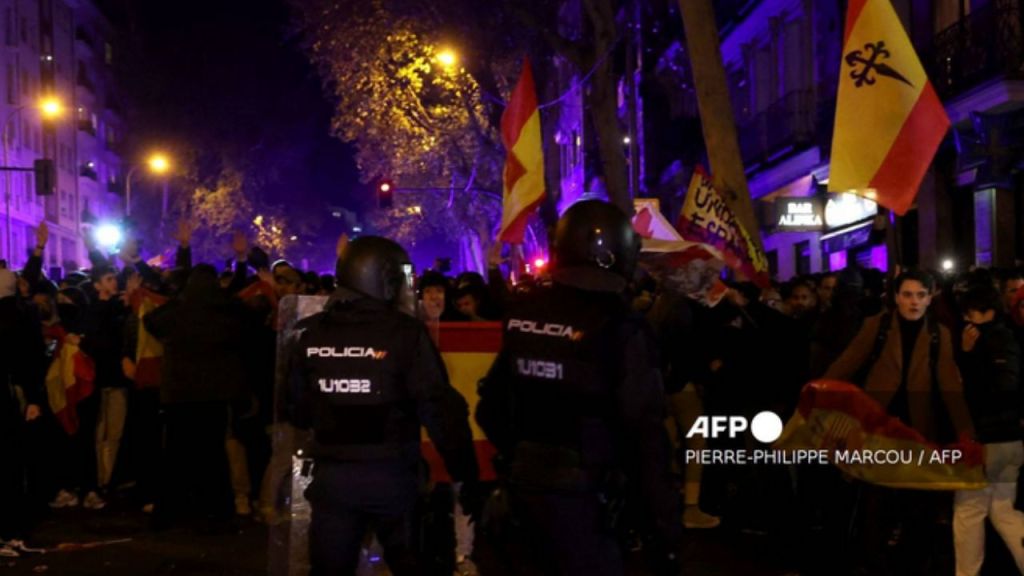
left=552, top=200, right=640, bottom=279
left=335, top=236, right=412, bottom=303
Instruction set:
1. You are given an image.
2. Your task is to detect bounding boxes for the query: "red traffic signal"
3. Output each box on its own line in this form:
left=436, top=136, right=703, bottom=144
left=377, top=179, right=394, bottom=209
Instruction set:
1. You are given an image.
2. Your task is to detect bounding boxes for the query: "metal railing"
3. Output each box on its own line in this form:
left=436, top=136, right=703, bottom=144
left=933, top=1, right=1024, bottom=98
left=738, top=89, right=816, bottom=164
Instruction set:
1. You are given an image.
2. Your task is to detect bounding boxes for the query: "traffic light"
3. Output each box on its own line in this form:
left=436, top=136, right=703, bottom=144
left=33, top=159, right=56, bottom=196
left=377, top=179, right=394, bottom=209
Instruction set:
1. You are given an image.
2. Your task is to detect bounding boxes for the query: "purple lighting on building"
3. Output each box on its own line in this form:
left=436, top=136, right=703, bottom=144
left=829, top=250, right=847, bottom=271
left=870, top=245, right=888, bottom=272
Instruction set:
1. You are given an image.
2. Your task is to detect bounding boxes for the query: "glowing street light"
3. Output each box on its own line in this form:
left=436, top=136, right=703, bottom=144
left=436, top=48, right=457, bottom=69
left=39, top=97, right=63, bottom=119
left=4, top=96, right=65, bottom=262
left=942, top=259, right=955, bottom=272
left=126, top=152, right=173, bottom=217
left=94, top=223, right=123, bottom=249
left=147, top=153, right=170, bottom=174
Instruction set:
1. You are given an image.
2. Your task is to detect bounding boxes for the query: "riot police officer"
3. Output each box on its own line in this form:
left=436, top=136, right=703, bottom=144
left=476, top=200, right=681, bottom=575
left=289, top=236, right=479, bottom=575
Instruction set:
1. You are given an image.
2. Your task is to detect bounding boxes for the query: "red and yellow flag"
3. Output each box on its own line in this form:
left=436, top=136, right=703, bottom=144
left=130, top=288, right=169, bottom=389
left=421, top=321, right=501, bottom=483
left=829, top=0, right=949, bottom=215
left=46, top=341, right=96, bottom=435
left=498, top=58, right=545, bottom=244
left=776, top=381, right=984, bottom=490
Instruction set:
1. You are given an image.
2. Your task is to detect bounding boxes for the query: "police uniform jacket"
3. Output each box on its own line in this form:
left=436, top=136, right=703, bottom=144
left=476, top=269, right=678, bottom=539
left=289, top=289, right=477, bottom=483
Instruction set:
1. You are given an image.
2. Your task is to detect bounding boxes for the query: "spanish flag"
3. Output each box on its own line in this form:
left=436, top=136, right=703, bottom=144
left=498, top=58, right=545, bottom=244
left=130, top=288, right=169, bottom=389
left=46, top=340, right=96, bottom=436
left=828, top=0, right=949, bottom=215
left=776, top=381, right=984, bottom=490
left=421, top=322, right=501, bottom=482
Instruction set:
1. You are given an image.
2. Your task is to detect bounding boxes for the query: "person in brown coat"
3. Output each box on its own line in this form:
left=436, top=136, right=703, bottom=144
left=825, top=269, right=974, bottom=575
left=825, top=270, right=974, bottom=443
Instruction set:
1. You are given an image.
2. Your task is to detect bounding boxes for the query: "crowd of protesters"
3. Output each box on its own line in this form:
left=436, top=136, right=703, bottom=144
left=3, top=214, right=1024, bottom=576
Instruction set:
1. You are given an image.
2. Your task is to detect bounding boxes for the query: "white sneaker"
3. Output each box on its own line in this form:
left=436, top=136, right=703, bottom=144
left=83, top=491, right=106, bottom=510
left=4, top=540, right=44, bottom=555
left=49, top=489, right=80, bottom=509
left=0, top=545, right=19, bottom=558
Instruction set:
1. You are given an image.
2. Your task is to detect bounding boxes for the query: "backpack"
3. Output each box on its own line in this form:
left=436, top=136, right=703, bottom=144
left=856, top=310, right=955, bottom=442
left=855, top=310, right=939, bottom=389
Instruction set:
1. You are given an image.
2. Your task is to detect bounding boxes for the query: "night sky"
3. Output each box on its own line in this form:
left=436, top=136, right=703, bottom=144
left=104, top=0, right=362, bottom=253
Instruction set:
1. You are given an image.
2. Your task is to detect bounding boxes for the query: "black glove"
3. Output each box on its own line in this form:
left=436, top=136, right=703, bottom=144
left=457, top=481, right=487, bottom=523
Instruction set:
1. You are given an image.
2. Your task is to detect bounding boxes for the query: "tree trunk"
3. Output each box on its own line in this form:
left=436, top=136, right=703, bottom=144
left=588, top=61, right=631, bottom=214
left=585, top=0, right=631, bottom=214
left=676, top=0, right=764, bottom=253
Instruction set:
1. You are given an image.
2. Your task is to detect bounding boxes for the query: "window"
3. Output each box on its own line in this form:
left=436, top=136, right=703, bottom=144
left=104, top=42, right=113, bottom=65
left=754, top=43, right=774, bottom=112
left=19, top=17, right=26, bottom=44
left=767, top=249, right=779, bottom=280
left=23, top=172, right=32, bottom=200
left=782, top=18, right=806, bottom=96
left=729, top=67, right=751, bottom=122
left=4, top=9, right=12, bottom=47
left=20, top=68, right=28, bottom=95
left=6, top=64, right=14, bottom=104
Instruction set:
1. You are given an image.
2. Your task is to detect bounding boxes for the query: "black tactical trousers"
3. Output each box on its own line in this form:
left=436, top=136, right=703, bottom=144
left=515, top=489, right=623, bottom=576
left=0, top=401, right=27, bottom=541
left=306, top=459, right=421, bottom=575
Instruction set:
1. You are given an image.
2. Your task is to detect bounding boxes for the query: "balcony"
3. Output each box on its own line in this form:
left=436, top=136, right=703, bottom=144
left=107, top=179, right=122, bottom=195
left=739, top=89, right=816, bottom=166
left=80, top=164, right=98, bottom=180
left=932, top=2, right=1024, bottom=100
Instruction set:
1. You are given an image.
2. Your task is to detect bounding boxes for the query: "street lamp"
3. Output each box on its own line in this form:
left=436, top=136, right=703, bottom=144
left=4, top=96, right=63, bottom=262
left=436, top=48, right=458, bottom=70
left=125, top=152, right=172, bottom=217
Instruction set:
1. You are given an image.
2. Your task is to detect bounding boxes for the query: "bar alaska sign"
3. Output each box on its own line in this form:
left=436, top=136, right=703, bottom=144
left=775, top=198, right=824, bottom=231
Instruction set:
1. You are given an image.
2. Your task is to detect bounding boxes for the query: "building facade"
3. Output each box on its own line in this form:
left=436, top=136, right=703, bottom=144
left=0, top=0, right=124, bottom=273
left=705, top=0, right=1024, bottom=280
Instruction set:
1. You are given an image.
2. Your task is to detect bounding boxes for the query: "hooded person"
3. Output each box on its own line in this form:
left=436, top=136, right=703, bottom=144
left=143, top=264, right=246, bottom=529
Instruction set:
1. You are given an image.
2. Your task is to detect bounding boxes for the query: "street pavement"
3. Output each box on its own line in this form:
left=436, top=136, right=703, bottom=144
left=4, top=496, right=1016, bottom=575
left=3, top=497, right=797, bottom=576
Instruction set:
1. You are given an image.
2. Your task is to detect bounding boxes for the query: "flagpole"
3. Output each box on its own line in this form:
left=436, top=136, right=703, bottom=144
left=675, top=0, right=765, bottom=256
